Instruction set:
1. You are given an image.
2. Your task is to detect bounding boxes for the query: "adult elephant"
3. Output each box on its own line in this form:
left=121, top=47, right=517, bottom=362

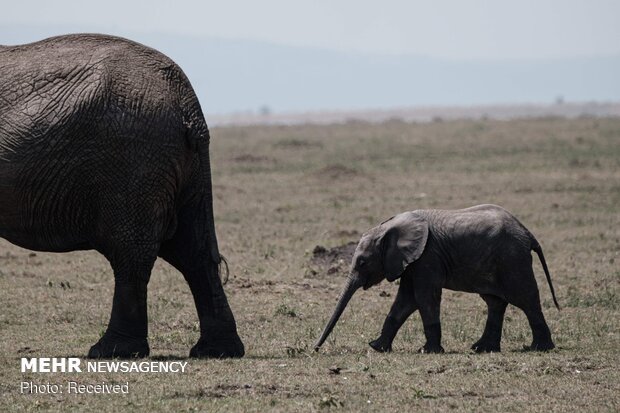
left=0, top=34, right=244, bottom=358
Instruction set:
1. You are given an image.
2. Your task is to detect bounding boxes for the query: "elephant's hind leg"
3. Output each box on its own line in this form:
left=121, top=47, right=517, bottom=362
left=158, top=206, right=244, bottom=358
left=88, top=242, right=159, bottom=358
left=518, top=297, right=554, bottom=351
left=504, top=267, right=555, bottom=351
left=471, top=294, right=508, bottom=353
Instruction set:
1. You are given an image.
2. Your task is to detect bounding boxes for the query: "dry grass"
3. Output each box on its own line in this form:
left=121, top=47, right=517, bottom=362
left=0, top=117, right=618, bottom=412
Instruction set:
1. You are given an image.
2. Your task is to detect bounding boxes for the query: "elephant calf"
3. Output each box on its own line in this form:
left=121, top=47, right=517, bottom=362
left=315, top=204, right=560, bottom=354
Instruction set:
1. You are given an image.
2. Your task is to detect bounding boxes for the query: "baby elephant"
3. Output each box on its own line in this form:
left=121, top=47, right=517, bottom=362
left=315, top=204, right=559, bottom=354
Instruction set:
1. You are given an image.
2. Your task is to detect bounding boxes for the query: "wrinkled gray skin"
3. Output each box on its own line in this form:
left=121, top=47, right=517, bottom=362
left=0, top=34, right=244, bottom=358
left=315, top=204, right=559, bottom=354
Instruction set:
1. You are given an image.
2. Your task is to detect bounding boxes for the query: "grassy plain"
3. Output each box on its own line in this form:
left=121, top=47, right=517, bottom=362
left=0, top=117, right=618, bottom=412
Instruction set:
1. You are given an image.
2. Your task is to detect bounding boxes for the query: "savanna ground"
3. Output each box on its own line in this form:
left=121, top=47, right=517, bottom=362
left=0, top=117, right=618, bottom=412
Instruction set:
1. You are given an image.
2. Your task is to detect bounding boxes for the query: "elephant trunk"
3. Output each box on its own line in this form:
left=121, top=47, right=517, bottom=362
left=314, top=274, right=362, bottom=351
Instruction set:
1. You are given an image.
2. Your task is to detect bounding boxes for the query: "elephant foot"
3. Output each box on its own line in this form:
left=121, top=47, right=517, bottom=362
left=471, top=340, right=501, bottom=353
left=88, top=334, right=149, bottom=358
left=369, top=337, right=393, bottom=353
left=523, top=340, right=555, bottom=352
left=190, top=330, right=245, bottom=359
left=418, top=343, right=445, bottom=354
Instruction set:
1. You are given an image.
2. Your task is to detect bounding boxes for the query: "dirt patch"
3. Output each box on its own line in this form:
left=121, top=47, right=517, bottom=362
left=333, top=229, right=360, bottom=238
left=314, top=164, right=360, bottom=180
left=308, top=242, right=357, bottom=276
left=319, top=164, right=359, bottom=179
left=231, top=154, right=274, bottom=163
left=229, top=278, right=275, bottom=290
left=167, top=383, right=278, bottom=399
left=273, top=138, right=322, bottom=149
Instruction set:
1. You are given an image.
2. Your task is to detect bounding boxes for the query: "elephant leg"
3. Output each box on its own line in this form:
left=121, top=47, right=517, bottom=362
left=369, top=276, right=417, bottom=353
left=471, top=294, right=508, bottom=353
left=414, top=286, right=444, bottom=354
left=517, top=296, right=554, bottom=351
left=505, top=268, right=554, bottom=351
left=88, top=244, right=158, bottom=358
left=159, top=207, right=244, bottom=358
left=169, top=255, right=244, bottom=358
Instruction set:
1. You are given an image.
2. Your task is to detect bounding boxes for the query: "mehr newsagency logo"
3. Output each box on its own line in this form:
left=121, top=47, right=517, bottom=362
left=19, top=357, right=188, bottom=395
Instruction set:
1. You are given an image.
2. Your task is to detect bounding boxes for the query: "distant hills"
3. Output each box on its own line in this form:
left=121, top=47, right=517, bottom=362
left=206, top=102, right=620, bottom=127
left=2, top=25, right=619, bottom=116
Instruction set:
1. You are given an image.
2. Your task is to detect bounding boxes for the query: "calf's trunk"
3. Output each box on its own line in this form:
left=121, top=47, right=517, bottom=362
left=314, top=274, right=362, bottom=351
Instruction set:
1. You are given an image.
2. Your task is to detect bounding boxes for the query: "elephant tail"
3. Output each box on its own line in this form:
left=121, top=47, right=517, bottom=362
left=531, top=242, right=560, bottom=310
left=219, top=254, right=230, bottom=285
left=184, top=105, right=223, bottom=274
left=198, top=131, right=225, bottom=275
left=173, top=64, right=226, bottom=283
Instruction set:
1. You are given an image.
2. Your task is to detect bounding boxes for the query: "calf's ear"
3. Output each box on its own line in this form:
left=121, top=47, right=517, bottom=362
left=381, top=212, right=429, bottom=281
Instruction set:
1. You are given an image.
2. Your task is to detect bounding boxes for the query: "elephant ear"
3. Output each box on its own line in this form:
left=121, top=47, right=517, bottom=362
left=381, top=212, right=429, bottom=281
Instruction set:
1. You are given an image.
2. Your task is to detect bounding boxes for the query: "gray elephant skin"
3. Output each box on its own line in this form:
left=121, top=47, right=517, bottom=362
left=0, top=34, right=244, bottom=358
left=315, top=204, right=560, bottom=354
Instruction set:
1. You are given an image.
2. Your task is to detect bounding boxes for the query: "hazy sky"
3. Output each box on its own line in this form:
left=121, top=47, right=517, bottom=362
left=3, top=1, right=619, bottom=112
left=3, top=0, right=619, bottom=59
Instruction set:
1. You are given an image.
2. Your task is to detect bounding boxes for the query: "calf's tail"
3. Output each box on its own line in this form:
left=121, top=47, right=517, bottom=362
left=532, top=242, right=560, bottom=310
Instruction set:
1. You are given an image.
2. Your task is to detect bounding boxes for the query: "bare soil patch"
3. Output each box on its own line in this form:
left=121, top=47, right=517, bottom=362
left=231, top=154, right=274, bottom=163
left=314, top=164, right=361, bottom=180
left=308, top=242, right=357, bottom=276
